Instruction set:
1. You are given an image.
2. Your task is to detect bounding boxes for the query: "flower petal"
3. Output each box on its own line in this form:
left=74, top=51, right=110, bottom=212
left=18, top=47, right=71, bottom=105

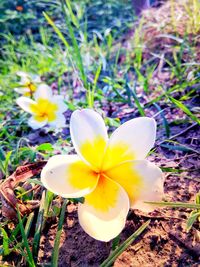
left=78, top=175, right=129, bottom=241
left=131, top=161, right=163, bottom=212
left=105, top=160, right=163, bottom=212
left=41, top=155, right=99, bottom=198
left=16, top=71, right=28, bottom=77
left=28, top=116, right=47, bottom=129
left=31, top=74, right=41, bottom=83
left=17, top=71, right=41, bottom=84
left=14, top=87, right=30, bottom=95
left=48, top=113, right=66, bottom=128
left=70, top=109, right=108, bottom=171
left=34, top=84, right=52, bottom=100
left=53, top=95, right=67, bottom=113
left=102, top=117, right=156, bottom=170
left=16, top=97, right=36, bottom=113
left=17, top=71, right=30, bottom=84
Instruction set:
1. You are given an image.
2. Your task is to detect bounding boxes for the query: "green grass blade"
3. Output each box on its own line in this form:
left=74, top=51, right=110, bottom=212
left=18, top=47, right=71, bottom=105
left=43, top=12, right=70, bottom=50
left=153, top=103, right=170, bottom=137
left=145, top=201, right=200, bottom=209
left=51, top=199, right=68, bottom=267
left=9, top=216, right=26, bottom=243
left=0, top=147, right=5, bottom=161
left=65, top=0, right=80, bottom=28
left=62, top=2, right=87, bottom=88
left=132, top=90, right=146, bottom=116
left=17, top=207, right=36, bottom=267
left=186, top=210, right=200, bottom=232
left=0, top=227, right=10, bottom=256
left=111, top=235, right=120, bottom=251
left=36, top=143, right=54, bottom=152
left=26, top=179, right=43, bottom=186
left=146, top=79, right=199, bottom=107
left=160, top=167, right=187, bottom=173
left=128, top=83, right=145, bottom=116
left=125, top=82, right=133, bottom=106
left=4, top=151, right=12, bottom=176
left=25, top=212, right=34, bottom=237
left=100, top=220, right=150, bottom=267
left=44, top=190, right=54, bottom=219
left=169, top=96, right=200, bottom=124
left=160, top=143, right=200, bottom=154
left=196, top=193, right=200, bottom=204
left=0, top=159, right=6, bottom=176
left=93, top=64, right=102, bottom=90
left=32, top=191, right=45, bottom=260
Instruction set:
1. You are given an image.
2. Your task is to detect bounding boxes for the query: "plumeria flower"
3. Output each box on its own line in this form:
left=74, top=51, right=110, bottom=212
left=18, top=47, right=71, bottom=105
left=15, top=71, right=41, bottom=96
left=16, top=84, right=67, bottom=129
left=41, top=109, right=163, bottom=241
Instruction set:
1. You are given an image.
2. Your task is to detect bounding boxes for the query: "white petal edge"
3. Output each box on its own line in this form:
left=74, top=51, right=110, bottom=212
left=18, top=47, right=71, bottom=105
left=28, top=117, right=47, bottom=130
left=78, top=178, right=130, bottom=242
left=53, top=95, right=67, bottom=113
left=16, top=71, right=41, bottom=84
left=48, top=113, right=66, bottom=128
left=14, top=87, right=30, bottom=94
left=16, top=71, right=30, bottom=84
left=34, top=84, right=52, bottom=100
left=31, top=74, right=41, bottom=83
left=16, top=71, right=29, bottom=78
left=70, top=109, right=108, bottom=168
left=41, top=155, right=98, bottom=198
left=106, top=117, right=156, bottom=161
left=16, top=96, right=36, bottom=113
left=131, top=160, right=164, bottom=212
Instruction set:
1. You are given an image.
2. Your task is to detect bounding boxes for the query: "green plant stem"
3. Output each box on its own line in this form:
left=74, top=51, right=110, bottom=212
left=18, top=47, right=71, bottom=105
left=17, top=207, right=36, bottom=267
left=145, top=201, right=200, bottom=209
left=100, top=220, right=150, bottom=267
left=51, top=199, right=68, bottom=267
left=25, top=212, right=34, bottom=237
left=32, top=191, right=45, bottom=260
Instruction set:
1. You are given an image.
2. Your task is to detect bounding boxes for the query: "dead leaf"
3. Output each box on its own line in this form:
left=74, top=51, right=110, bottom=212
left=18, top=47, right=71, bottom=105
left=0, top=161, right=46, bottom=220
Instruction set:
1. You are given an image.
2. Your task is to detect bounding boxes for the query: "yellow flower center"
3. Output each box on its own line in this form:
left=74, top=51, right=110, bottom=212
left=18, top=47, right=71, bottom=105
left=27, top=82, right=36, bottom=92
left=80, top=136, right=107, bottom=171
left=23, top=82, right=37, bottom=96
left=30, top=98, right=58, bottom=122
left=68, top=136, right=140, bottom=212
left=67, top=158, right=119, bottom=212
left=85, top=173, right=119, bottom=212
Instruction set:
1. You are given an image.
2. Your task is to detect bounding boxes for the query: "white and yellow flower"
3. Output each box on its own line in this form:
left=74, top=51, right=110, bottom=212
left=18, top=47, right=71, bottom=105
left=16, top=84, right=67, bottom=129
left=15, top=71, right=41, bottom=96
left=41, top=109, right=163, bottom=241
